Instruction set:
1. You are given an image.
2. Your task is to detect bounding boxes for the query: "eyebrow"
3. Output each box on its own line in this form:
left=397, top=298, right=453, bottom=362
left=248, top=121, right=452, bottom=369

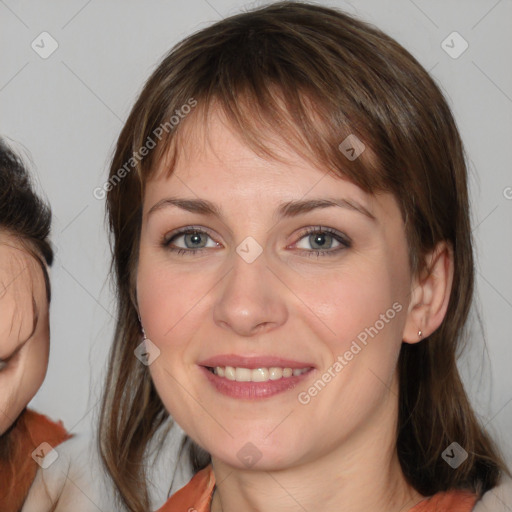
left=147, top=196, right=376, bottom=222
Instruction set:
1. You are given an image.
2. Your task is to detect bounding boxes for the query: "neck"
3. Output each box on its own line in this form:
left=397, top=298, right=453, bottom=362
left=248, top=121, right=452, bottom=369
left=209, top=376, right=424, bottom=512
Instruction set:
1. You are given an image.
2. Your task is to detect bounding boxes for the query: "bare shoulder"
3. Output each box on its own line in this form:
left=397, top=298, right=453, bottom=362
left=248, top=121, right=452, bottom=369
left=21, top=422, right=191, bottom=512
left=21, top=434, right=116, bottom=512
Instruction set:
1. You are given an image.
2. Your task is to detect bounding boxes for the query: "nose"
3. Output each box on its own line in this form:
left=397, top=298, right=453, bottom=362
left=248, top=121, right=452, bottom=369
left=212, top=249, right=288, bottom=337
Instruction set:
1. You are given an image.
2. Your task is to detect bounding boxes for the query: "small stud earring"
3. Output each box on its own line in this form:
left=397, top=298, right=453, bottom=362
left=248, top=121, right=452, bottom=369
left=418, top=329, right=422, bottom=338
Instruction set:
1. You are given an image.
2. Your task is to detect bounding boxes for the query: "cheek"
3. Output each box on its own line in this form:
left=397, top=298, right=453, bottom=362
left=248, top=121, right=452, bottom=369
left=25, top=326, right=50, bottom=386
left=294, top=256, right=408, bottom=420
left=136, top=250, right=216, bottom=350
left=0, top=331, right=49, bottom=434
left=313, top=255, right=408, bottom=395
left=21, top=322, right=50, bottom=397
left=138, top=266, right=207, bottom=431
left=297, top=257, right=401, bottom=341
left=137, top=264, right=185, bottom=342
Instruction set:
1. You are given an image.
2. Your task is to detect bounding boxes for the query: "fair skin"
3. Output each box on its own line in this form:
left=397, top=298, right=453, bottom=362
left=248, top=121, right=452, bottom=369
left=0, top=231, right=50, bottom=435
left=136, top=109, right=454, bottom=512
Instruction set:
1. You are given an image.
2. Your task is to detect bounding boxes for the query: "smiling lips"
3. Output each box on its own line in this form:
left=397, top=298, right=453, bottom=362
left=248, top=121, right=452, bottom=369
left=198, top=355, right=315, bottom=399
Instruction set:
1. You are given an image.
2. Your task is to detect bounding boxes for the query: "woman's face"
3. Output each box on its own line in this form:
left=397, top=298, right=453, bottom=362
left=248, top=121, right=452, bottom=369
left=137, top=111, right=416, bottom=470
left=0, top=232, right=50, bottom=435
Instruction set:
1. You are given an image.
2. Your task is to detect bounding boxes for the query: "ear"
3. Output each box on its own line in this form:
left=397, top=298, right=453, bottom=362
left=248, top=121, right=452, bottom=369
left=403, top=241, right=454, bottom=344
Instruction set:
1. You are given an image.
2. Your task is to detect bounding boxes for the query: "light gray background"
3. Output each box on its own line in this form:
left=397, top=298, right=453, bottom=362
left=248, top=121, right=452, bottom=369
left=1, top=0, right=511, bottom=469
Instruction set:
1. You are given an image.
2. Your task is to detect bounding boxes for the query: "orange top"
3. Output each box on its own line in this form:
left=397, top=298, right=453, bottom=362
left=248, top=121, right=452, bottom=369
left=0, top=408, right=71, bottom=512
left=157, top=465, right=479, bottom=512
left=409, top=489, right=478, bottom=511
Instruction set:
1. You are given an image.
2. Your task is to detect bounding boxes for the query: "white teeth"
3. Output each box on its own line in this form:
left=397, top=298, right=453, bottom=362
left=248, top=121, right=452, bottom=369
left=224, top=366, right=236, bottom=380
left=252, top=368, right=269, bottom=382
left=269, top=367, right=282, bottom=380
left=212, top=366, right=309, bottom=382
left=283, top=368, right=293, bottom=378
left=235, top=367, right=252, bottom=382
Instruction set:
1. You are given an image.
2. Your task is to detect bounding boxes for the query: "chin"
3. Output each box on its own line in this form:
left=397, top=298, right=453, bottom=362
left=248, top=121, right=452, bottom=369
left=210, top=439, right=301, bottom=472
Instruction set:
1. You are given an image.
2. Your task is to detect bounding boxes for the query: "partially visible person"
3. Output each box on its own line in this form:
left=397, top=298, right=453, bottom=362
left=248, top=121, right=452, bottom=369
left=5, top=146, right=191, bottom=510
left=0, top=138, right=70, bottom=511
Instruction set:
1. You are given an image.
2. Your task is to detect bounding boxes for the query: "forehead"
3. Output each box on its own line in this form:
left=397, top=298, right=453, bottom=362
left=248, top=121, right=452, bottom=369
left=0, top=232, right=46, bottom=294
left=150, top=109, right=370, bottom=202
left=144, top=109, right=403, bottom=226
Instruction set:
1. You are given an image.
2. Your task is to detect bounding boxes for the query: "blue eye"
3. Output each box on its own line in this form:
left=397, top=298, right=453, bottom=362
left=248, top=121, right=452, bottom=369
left=162, top=226, right=350, bottom=257
left=162, top=227, right=219, bottom=256
left=294, top=227, right=351, bottom=257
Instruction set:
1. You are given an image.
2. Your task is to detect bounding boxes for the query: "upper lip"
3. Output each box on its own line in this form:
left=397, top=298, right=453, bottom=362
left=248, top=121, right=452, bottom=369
left=198, top=354, right=315, bottom=370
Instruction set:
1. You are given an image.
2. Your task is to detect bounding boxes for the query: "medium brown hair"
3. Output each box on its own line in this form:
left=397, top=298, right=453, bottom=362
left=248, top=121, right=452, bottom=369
left=99, top=2, right=510, bottom=510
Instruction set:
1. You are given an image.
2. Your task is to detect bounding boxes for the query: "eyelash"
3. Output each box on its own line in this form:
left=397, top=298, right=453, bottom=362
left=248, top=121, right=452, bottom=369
left=161, top=225, right=351, bottom=258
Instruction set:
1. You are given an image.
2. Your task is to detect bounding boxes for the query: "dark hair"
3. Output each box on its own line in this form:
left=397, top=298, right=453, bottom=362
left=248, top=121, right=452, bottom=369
left=0, top=138, right=53, bottom=300
left=99, top=2, right=510, bottom=510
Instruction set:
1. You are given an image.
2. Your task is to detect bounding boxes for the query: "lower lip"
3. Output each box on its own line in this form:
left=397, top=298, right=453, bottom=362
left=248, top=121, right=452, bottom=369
left=199, top=366, right=314, bottom=399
